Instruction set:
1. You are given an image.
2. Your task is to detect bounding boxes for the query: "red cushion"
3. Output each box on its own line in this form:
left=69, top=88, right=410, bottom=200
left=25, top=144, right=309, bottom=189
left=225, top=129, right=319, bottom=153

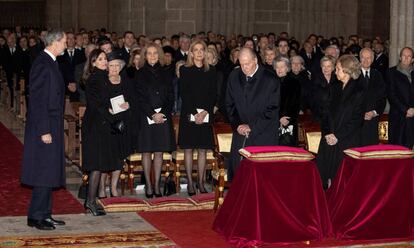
left=100, top=197, right=146, bottom=206
left=189, top=192, right=215, bottom=204
left=145, top=196, right=193, bottom=206
left=344, top=144, right=414, bottom=160
left=239, top=146, right=315, bottom=162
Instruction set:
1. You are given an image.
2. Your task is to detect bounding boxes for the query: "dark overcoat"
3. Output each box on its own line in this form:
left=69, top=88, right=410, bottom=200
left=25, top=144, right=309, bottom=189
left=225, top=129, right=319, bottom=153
left=387, top=66, right=414, bottom=148
left=359, top=69, right=386, bottom=146
left=316, top=79, right=364, bottom=187
left=226, top=65, right=280, bottom=180
left=21, top=51, right=66, bottom=187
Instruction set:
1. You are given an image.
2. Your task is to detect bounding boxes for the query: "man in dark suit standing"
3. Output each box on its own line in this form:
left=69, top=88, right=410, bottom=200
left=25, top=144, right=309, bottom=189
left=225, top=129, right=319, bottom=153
left=387, top=47, right=414, bottom=149
left=57, top=32, right=85, bottom=101
left=359, top=48, right=386, bottom=146
left=119, top=31, right=135, bottom=64
left=21, top=29, right=67, bottom=230
left=4, top=33, right=19, bottom=110
left=226, top=48, right=280, bottom=181
left=372, top=42, right=389, bottom=79
left=174, top=34, right=190, bottom=62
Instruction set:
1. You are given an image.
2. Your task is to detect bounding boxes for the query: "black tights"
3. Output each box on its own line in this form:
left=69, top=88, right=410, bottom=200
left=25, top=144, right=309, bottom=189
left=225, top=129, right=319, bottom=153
left=184, top=149, right=207, bottom=193
left=87, top=171, right=101, bottom=205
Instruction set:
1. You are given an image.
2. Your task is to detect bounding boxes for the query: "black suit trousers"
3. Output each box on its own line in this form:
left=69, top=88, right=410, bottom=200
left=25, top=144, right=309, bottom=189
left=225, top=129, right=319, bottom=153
left=28, top=186, right=53, bottom=220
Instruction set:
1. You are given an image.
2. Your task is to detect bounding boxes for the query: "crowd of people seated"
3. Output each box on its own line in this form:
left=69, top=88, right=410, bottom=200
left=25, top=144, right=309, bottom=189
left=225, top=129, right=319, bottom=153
left=1, top=26, right=413, bottom=216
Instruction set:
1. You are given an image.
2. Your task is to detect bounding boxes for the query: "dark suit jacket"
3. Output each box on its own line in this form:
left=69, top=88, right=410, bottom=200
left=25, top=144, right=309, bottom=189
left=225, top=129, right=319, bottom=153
left=119, top=47, right=130, bottom=65
left=21, top=51, right=66, bottom=187
left=3, top=44, right=19, bottom=74
left=359, top=69, right=386, bottom=146
left=174, top=49, right=188, bottom=63
left=372, top=53, right=389, bottom=78
left=226, top=65, right=280, bottom=180
left=386, top=66, right=414, bottom=148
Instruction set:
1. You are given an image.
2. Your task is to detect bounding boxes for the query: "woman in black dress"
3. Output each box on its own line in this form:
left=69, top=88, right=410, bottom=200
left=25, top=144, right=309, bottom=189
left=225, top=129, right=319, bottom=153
left=135, top=43, right=176, bottom=198
left=274, top=56, right=301, bottom=146
left=98, top=51, right=135, bottom=198
left=316, top=55, right=364, bottom=189
left=179, top=40, right=217, bottom=195
left=82, top=49, right=130, bottom=215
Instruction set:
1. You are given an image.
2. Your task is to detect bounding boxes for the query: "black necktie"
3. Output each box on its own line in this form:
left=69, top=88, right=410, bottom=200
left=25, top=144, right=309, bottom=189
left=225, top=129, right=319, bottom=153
left=246, top=76, right=252, bottom=82
left=365, top=70, right=369, bottom=79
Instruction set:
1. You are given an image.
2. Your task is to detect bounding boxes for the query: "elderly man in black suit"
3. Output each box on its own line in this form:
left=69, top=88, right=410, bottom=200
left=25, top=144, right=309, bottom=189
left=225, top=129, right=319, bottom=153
left=387, top=47, right=414, bottom=149
left=21, top=29, right=67, bottom=230
left=4, top=33, right=18, bottom=109
left=226, top=47, right=280, bottom=181
left=359, top=48, right=386, bottom=146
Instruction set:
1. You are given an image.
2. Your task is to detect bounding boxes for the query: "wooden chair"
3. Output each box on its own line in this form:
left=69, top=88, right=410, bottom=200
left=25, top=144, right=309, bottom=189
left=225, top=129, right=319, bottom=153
left=378, top=114, right=388, bottom=144
left=17, top=79, right=26, bottom=121
left=121, top=152, right=173, bottom=195
left=171, top=115, right=218, bottom=194
left=211, top=122, right=233, bottom=212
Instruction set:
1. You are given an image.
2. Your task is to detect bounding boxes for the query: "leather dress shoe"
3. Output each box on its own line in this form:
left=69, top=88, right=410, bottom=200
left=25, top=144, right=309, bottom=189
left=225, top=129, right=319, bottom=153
left=44, top=217, right=65, bottom=226
left=27, top=218, right=55, bottom=230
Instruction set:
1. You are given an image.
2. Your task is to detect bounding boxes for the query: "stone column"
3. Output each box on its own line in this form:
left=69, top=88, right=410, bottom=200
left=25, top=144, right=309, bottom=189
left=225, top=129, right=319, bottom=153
left=389, top=0, right=414, bottom=66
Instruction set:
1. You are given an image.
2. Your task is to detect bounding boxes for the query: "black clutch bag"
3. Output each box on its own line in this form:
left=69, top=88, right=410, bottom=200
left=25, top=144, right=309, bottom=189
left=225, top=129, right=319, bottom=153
left=111, top=120, right=125, bottom=134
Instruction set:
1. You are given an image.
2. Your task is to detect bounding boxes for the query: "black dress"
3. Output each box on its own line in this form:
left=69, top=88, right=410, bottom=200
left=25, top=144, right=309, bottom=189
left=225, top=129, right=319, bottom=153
left=316, top=79, right=364, bottom=187
left=82, top=69, right=123, bottom=172
left=178, top=65, right=217, bottom=149
left=135, top=62, right=176, bottom=152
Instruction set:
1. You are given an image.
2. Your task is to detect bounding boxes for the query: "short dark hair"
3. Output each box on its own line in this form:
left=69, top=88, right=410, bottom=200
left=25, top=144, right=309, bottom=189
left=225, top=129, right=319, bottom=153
left=123, top=31, right=134, bottom=38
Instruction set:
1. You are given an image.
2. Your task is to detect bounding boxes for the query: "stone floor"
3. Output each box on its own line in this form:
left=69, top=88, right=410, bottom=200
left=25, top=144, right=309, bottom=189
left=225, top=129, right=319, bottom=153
left=0, top=102, right=164, bottom=242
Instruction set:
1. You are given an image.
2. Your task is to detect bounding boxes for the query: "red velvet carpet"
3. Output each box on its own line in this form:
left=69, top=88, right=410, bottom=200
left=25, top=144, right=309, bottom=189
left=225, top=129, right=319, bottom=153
left=139, top=210, right=414, bottom=248
left=0, top=122, right=84, bottom=216
left=139, top=210, right=229, bottom=248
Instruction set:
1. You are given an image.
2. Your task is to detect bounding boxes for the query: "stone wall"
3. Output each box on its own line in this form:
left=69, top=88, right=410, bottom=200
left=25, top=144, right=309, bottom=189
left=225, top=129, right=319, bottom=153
left=1, top=0, right=390, bottom=43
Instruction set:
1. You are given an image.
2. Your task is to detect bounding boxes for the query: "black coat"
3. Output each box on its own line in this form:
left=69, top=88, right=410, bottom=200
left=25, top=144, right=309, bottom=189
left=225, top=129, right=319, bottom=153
left=311, top=72, right=338, bottom=121
left=82, top=69, right=124, bottom=172
left=316, top=78, right=364, bottom=187
left=278, top=73, right=301, bottom=146
left=386, top=66, right=414, bottom=148
left=226, top=65, right=280, bottom=180
left=57, top=49, right=86, bottom=101
left=178, top=65, right=217, bottom=149
left=135, top=62, right=176, bottom=152
left=359, top=69, right=386, bottom=146
left=21, top=51, right=66, bottom=187
left=291, top=70, right=312, bottom=112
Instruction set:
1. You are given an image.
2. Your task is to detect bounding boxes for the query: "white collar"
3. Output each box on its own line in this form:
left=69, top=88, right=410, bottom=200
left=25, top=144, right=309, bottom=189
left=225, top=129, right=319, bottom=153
left=181, top=50, right=188, bottom=55
left=246, top=64, right=259, bottom=78
left=362, top=68, right=370, bottom=75
left=44, top=48, right=56, bottom=61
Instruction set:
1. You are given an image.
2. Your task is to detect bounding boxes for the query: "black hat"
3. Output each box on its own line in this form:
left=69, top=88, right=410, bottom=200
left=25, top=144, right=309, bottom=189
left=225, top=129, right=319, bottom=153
left=106, top=51, right=122, bottom=61
left=163, top=45, right=175, bottom=55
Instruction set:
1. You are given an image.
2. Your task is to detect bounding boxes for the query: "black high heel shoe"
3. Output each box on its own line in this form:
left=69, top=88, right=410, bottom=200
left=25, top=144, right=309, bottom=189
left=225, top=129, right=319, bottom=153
left=187, top=184, right=196, bottom=196
left=145, top=187, right=153, bottom=199
left=197, top=182, right=208, bottom=194
left=154, top=188, right=163, bottom=198
left=84, top=201, right=106, bottom=216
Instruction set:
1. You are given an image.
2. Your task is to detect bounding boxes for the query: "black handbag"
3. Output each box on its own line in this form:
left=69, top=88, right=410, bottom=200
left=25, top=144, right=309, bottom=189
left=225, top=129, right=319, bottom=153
left=163, top=173, right=177, bottom=196
left=111, top=120, right=125, bottom=134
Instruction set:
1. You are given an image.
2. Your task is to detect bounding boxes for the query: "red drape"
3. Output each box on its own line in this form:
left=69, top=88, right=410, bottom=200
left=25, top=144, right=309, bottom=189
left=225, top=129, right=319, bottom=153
left=213, top=159, right=332, bottom=247
left=327, top=156, right=414, bottom=239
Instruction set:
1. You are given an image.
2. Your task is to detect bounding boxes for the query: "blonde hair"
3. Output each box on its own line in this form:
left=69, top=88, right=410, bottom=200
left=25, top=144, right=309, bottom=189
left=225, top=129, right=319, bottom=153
left=206, top=47, right=218, bottom=66
left=139, top=42, right=164, bottom=67
left=320, top=55, right=336, bottom=67
left=337, top=54, right=361, bottom=80
left=186, top=40, right=210, bottom=71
